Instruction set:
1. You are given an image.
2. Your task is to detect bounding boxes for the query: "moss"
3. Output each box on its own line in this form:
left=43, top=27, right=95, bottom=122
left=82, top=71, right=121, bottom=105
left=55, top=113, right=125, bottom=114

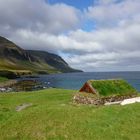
left=90, top=79, right=137, bottom=97
left=0, top=76, right=8, bottom=82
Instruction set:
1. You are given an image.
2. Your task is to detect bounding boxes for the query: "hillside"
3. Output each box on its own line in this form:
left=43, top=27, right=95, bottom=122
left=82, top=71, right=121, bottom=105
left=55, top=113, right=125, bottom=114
left=0, top=36, right=81, bottom=74
left=0, top=76, right=8, bottom=82
left=27, top=50, right=80, bottom=73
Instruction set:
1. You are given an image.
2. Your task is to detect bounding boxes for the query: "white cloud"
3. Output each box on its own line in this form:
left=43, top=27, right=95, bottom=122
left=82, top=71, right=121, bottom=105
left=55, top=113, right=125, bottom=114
left=0, top=0, right=140, bottom=71
left=8, top=22, right=140, bottom=71
left=0, top=0, right=80, bottom=34
left=86, top=0, right=140, bottom=28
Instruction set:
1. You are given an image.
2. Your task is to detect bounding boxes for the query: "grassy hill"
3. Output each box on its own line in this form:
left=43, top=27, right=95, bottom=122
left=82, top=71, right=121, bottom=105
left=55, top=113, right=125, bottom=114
left=0, top=76, right=8, bottom=82
left=0, top=89, right=140, bottom=140
left=0, top=36, right=82, bottom=75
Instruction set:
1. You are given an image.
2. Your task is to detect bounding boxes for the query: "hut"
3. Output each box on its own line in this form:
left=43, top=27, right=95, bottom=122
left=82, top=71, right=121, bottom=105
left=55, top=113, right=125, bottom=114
left=79, top=79, right=137, bottom=97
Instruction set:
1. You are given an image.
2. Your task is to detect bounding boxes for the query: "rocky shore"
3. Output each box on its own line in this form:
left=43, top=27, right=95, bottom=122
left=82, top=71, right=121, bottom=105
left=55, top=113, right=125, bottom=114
left=0, top=80, right=17, bottom=92
left=0, top=79, right=47, bottom=93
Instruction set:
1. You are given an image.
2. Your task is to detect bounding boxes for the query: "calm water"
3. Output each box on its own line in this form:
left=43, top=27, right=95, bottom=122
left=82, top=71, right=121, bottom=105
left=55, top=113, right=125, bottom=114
left=20, top=71, right=140, bottom=91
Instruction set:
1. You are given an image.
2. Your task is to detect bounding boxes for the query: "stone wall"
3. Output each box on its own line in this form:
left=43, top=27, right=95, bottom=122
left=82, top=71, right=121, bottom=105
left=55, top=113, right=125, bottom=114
left=73, top=93, right=137, bottom=106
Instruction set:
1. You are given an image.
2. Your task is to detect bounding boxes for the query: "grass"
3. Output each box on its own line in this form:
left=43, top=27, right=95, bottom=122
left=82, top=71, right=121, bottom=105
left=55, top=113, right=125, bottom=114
left=90, top=79, right=137, bottom=97
left=0, top=59, right=60, bottom=74
left=0, top=89, right=140, bottom=140
left=0, top=76, right=8, bottom=82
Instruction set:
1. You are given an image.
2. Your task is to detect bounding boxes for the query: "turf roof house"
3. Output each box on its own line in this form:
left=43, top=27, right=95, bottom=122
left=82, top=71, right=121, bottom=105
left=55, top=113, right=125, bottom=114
left=79, top=79, right=137, bottom=97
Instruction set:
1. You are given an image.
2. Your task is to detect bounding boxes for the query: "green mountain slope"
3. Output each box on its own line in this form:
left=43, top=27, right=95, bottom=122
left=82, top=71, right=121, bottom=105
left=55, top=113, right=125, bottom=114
left=0, top=36, right=82, bottom=74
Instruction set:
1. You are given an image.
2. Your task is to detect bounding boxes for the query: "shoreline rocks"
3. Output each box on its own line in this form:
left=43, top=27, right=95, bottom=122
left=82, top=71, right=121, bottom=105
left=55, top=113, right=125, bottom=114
left=0, top=80, right=17, bottom=88
left=0, top=79, right=49, bottom=93
left=0, top=80, right=17, bottom=93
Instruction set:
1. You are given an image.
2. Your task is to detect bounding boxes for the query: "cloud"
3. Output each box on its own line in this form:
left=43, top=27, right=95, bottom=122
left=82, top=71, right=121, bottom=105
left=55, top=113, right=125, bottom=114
left=63, top=23, right=140, bottom=71
left=86, top=0, right=140, bottom=28
left=0, top=0, right=140, bottom=71
left=0, top=0, right=80, bottom=34
left=9, top=22, right=140, bottom=71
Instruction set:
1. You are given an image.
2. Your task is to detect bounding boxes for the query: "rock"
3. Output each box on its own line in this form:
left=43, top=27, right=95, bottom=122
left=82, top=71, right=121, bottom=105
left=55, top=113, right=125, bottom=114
left=105, top=101, right=122, bottom=106
left=0, top=88, right=6, bottom=92
left=16, top=103, right=33, bottom=112
left=121, top=97, right=140, bottom=105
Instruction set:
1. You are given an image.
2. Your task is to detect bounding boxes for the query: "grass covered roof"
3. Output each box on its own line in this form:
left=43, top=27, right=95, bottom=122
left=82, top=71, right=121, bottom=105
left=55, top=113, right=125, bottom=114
left=80, top=79, right=137, bottom=97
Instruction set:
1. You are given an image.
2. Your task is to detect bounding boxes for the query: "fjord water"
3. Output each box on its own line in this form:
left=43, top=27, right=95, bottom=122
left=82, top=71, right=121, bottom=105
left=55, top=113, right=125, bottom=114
left=22, top=71, right=140, bottom=91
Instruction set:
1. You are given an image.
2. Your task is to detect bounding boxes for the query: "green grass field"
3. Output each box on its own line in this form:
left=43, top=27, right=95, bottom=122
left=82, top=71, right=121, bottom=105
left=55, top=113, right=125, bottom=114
left=0, top=89, right=140, bottom=140
left=91, top=79, right=137, bottom=96
left=0, top=76, right=8, bottom=82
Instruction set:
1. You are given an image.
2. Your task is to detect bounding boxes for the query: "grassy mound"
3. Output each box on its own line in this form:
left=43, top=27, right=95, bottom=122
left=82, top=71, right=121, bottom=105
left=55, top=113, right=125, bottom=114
left=0, top=76, right=8, bottom=82
left=0, top=89, right=140, bottom=140
left=90, top=79, right=137, bottom=97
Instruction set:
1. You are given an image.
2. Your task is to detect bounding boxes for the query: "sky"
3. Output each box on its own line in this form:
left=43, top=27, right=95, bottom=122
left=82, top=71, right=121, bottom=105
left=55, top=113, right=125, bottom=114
left=48, top=0, right=93, bottom=9
left=0, top=0, right=140, bottom=72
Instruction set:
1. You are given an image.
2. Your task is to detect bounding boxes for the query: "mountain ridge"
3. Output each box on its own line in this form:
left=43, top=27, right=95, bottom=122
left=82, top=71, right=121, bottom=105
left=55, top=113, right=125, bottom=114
left=0, top=36, right=82, bottom=74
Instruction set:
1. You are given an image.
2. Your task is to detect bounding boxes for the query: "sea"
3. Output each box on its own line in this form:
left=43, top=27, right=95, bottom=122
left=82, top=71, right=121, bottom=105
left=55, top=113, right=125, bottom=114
left=20, top=71, right=140, bottom=92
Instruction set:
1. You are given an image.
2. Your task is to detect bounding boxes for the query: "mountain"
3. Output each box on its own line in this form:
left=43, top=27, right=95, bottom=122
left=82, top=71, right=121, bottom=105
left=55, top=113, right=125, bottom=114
left=0, top=36, right=82, bottom=75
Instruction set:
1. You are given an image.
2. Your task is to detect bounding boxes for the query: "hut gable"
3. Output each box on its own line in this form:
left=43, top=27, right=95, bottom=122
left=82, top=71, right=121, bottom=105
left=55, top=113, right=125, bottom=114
left=79, top=81, right=98, bottom=95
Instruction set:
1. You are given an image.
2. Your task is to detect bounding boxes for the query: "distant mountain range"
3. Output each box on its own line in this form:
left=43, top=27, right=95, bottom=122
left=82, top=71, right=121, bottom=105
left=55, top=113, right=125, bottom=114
left=0, top=36, right=82, bottom=74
